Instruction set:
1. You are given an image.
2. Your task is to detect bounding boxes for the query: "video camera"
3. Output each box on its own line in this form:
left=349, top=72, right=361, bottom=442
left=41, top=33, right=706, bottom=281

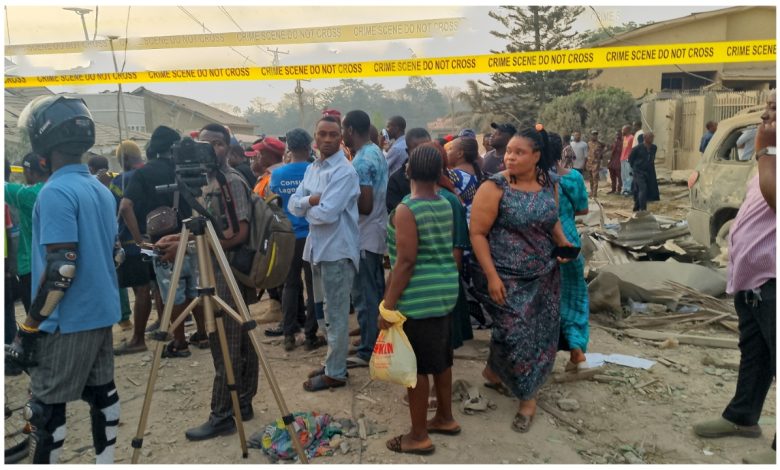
left=170, top=137, right=218, bottom=190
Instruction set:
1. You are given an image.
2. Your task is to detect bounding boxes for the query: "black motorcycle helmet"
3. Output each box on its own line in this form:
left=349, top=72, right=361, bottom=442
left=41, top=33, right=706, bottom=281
left=18, top=95, right=95, bottom=158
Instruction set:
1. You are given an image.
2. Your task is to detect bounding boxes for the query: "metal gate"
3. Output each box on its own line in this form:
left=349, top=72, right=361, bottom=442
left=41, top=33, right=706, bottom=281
left=713, top=91, right=763, bottom=122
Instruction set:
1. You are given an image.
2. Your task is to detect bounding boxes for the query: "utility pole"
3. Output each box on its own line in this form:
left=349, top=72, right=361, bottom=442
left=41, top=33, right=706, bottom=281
left=268, top=48, right=310, bottom=127
left=63, top=7, right=92, bottom=41
left=107, top=36, right=129, bottom=142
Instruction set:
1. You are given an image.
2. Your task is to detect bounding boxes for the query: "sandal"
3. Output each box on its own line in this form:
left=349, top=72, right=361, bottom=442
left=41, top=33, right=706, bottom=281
left=427, top=424, right=461, bottom=436
left=302, top=374, right=346, bottom=392
left=484, top=381, right=513, bottom=397
left=113, top=340, right=147, bottom=356
left=304, top=336, right=327, bottom=351
left=511, top=412, right=534, bottom=433
left=161, top=341, right=192, bottom=358
left=188, top=332, right=210, bottom=349
left=386, top=434, right=435, bottom=455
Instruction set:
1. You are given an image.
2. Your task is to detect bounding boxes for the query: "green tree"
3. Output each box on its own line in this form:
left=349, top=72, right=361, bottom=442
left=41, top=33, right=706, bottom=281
left=579, top=21, right=651, bottom=46
left=485, top=5, right=593, bottom=128
left=539, top=87, right=640, bottom=139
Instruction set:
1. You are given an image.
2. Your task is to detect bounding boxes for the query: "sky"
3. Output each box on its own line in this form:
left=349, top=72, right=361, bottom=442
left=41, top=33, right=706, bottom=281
left=1, top=3, right=752, bottom=110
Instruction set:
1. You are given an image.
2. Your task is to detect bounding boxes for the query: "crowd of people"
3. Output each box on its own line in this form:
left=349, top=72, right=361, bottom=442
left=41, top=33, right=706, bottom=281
left=3, top=89, right=775, bottom=463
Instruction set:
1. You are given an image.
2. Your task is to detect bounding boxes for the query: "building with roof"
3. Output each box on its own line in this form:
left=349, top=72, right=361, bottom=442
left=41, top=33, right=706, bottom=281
left=130, top=87, right=256, bottom=137
left=590, top=6, right=776, bottom=97
left=5, top=87, right=149, bottom=169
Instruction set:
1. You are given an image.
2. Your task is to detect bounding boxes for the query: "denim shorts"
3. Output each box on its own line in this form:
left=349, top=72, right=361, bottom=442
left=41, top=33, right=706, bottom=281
left=153, top=252, right=199, bottom=305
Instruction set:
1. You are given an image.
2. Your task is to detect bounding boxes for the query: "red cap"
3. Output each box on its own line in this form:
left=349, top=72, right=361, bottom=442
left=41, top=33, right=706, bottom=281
left=444, top=134, right=454, bottom=142
left=189, top=130, right=200, bottom=139
left=252, top=136, right=285, bottom=157
left=322, top=108, right=341, bottom=119
left=244, top=150, right=258, bottom=158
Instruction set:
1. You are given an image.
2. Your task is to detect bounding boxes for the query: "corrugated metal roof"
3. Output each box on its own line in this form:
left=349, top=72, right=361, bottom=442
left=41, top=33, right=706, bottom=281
left=130, top=86, right=253, bottom=128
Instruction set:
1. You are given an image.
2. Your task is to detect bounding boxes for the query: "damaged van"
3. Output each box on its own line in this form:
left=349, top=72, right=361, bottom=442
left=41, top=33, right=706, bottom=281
left=687, top=106, right=763, bottom=253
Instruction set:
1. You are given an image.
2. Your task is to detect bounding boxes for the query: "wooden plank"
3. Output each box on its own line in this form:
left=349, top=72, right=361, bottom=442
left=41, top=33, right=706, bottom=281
left=621, top=328, right=738, bottom=349
left=538, top=401, right=585, bottom=434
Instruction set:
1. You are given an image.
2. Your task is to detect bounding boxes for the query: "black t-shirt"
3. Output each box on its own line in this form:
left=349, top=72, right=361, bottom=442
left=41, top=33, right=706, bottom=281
left=123, top=157, right=192, bottom=234
left=386, top=161, right=411, bottom=213
left=233, top=161, right=257, bottom=189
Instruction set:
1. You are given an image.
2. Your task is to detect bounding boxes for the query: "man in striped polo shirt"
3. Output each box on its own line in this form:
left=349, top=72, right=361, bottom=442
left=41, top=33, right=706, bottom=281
left=693, top=89, right=776, bottom=465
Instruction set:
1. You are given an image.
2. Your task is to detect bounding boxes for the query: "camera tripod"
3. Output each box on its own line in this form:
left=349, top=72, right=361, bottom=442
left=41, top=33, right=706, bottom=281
left=130, top=216, right=308, bottom=464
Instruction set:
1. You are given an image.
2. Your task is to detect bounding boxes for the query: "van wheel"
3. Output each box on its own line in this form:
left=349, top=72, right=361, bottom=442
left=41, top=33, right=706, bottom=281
left=711, top=219, right=733, bottom=266
left=715, top=219, right=733, bottom=250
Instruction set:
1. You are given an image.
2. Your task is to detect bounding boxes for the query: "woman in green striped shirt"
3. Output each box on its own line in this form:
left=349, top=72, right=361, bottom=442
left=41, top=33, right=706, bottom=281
left=383, top=145, right=461, bottom=455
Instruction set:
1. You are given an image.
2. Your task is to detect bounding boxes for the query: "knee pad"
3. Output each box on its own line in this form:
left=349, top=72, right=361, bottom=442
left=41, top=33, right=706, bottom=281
left=25, top=399, right=66, bottom=464
left=82, top=381, right=120, bottom=462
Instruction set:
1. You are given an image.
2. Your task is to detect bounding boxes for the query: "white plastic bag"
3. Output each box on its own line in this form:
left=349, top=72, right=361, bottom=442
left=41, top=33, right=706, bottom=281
left=369, top=302, right=417, bottom=388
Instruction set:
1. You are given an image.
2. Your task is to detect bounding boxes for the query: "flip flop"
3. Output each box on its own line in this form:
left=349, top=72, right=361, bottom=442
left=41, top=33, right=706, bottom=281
left=511, top=412, right=534, bottom=433
left=427, top=425, right=461, bottom=436
left=302, top=374, right=346, bottom=392
left=188, top=332, right=210, bottom=349
left=484, top=381, right=513, bottom=397
left=113, top=341, right=147, bottom=356
left=386, top=435, right=435, bottom=455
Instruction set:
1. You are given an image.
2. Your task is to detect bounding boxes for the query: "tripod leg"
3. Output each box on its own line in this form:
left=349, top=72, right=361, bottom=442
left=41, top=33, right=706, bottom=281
left=131, top=226, right=191, bottom=464
left=196, top=228, right=249, bottom=458
left=204, top=220, right=310, bottom=464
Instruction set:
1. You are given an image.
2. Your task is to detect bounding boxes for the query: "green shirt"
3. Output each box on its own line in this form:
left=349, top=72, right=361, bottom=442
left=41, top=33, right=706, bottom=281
left=5, top=181, right=44, bottom=275
left=387, top=194, right=459, bottom=319
left=437, top=189, right=471, bottom=251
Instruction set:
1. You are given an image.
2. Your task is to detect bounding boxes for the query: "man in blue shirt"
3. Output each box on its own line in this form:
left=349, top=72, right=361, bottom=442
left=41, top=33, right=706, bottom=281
left=290, top=116, right=360, bottom=392
left=270, top=128, right=323, bottom=352
left=700, top=120, right=718, bottom=154
left=8, top=96, right=120, bottom=464
left=342, top=110, right=388, bottom=368
left=385, top=115, right=407, bottom=175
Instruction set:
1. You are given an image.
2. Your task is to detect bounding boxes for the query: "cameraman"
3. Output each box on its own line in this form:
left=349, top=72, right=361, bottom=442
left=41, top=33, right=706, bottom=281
left=155, top=123, right=258, bottom=441
left=117, top=126, right=205, bottom=357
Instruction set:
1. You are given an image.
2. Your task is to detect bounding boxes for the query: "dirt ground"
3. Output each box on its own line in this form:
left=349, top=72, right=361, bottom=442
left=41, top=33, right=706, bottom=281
left=4, top=180, right=776, bottom=465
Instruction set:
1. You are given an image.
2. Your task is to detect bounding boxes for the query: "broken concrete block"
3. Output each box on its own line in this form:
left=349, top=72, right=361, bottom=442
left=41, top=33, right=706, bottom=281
left=557, top=398, right=580, bottom=412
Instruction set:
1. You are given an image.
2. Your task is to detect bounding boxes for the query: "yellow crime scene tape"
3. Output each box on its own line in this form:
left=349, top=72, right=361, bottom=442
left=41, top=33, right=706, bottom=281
left=10, top=166, right=23, bottom=173
left=4, top=18, right=464, bottom=56
left=4, top=40, right=775, bottom=88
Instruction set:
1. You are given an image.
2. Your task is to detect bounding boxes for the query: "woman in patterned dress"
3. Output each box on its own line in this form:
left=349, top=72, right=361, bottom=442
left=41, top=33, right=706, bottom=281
left=470, top=127, right=573, bottom=433
left=548, top=133, right=591, bottom=372
left=445, top=137, right=482, bottom=222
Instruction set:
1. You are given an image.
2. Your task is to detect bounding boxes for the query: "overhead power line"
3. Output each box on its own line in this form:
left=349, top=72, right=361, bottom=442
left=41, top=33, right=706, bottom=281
left=177, top=6, right=257, bottom=66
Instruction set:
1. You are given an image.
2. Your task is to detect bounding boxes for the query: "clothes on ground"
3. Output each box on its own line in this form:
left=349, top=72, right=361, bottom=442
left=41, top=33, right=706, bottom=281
left=289, top=150, right=361, bottom=271
left=728, top=174, right=776, bottom=293
left=471, top=173, right=560, bottom=400
left=4, top=181, right=44, bottom=275
left=270, top=161, right=311, bottom=239
left=251, top=411, right=342, bottom=461
left=387, top=195, right=459, bottom=320
left=32, top=164, right=120, bottom=334
left=557, top=170, right=590, bottom=352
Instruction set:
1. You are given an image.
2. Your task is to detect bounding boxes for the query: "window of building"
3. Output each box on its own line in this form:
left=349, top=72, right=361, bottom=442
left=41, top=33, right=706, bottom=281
left=661, top=71, right=717, bottom=91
